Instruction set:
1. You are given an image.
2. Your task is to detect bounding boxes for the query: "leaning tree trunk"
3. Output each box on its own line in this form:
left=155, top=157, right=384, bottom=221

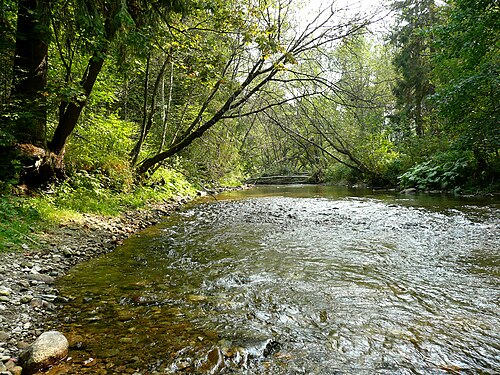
left=48, top=54, right=105, bottom=155
left=131, top=55, right=170, bottom=166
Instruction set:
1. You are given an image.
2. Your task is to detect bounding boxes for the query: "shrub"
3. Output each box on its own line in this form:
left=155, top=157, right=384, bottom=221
left=398, top=152, right=472, bottom=191
left=324, top=163, right=362, bottom=185
left=64, top=112, right=136, bottom=191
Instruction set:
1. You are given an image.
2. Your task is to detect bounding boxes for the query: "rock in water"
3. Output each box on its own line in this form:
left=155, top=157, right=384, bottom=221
left=19, top=331, right=69, bottom=374
left=199, top=347, right=225, bottom=374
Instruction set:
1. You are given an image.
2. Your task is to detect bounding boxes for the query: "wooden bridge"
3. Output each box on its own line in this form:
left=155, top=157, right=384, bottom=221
left=247, top=174, right=315, bottom=185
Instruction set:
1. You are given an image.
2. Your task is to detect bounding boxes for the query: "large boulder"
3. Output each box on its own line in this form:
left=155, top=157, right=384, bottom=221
left=19, top=331, right=69, bottom=374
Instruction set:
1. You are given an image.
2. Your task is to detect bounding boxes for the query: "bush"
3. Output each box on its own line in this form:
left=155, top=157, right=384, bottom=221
left=383, top=157, right=414, bottom=186
left=324, top=163, right=362, bottom=185
left=38, top=165, right=196, bottom=216
left=398, top=152, right=472, bottom=191
left=64, top=112, right=136, bottom=191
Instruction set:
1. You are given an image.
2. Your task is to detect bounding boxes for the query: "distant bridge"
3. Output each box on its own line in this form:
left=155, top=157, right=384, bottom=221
left=247, top=174, right=315, bottom=185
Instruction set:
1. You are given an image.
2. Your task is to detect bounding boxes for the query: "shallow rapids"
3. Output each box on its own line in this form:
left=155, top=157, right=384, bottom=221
left=55, top=186, right=499, bottom=374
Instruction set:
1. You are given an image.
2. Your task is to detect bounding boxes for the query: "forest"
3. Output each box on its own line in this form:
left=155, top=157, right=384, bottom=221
left=0, top=0, right=498, bottom=247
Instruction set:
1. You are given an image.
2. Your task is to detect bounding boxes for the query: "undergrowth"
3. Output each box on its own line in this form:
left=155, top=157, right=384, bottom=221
left=0, top=167, right=196, bottom=253
left=0, top=195, right=43, bottom=251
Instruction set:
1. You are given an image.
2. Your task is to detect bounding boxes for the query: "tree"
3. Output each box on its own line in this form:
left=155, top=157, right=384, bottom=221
left=0, top=0, right=16, bottom=110
left=4, top=0, right=188, bottom=185
left=432, top=0, right=499, bottom=177
left=390, top=0, right=437, bottom=138
left=250, top=34, right=398, bottom=184
left=136, top=0, right=370, bottom=175
left=9, top=0, right=50, bottom=147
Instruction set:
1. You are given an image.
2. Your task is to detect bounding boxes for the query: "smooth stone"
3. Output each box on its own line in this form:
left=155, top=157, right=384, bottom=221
left=199, top=347, right=224, bottom=374
left=25, top=274, right=55, bottom=284
left=29, top=299, right=44, bottom=309
left=18, top=331, right=69, bottom=374
left=17, top=341, right=30, bottom=350
left=101, top=348, right=120, bottom=358
left=20, top=295, right=33, bottom=304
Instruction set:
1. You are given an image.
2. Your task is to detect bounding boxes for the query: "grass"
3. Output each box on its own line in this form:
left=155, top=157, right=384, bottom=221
left=0, top=195, right=45, bottom=251
left=0, top=168, right=197, bottom=253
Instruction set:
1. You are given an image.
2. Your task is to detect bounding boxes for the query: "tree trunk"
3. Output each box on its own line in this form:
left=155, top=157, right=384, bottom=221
left=48, top=53, right=105, bottom=154
left=160, top=60, right=174, bottom=152
left=130, top=54, right=151, bottom=166
left=5, top=0, right=58, bottom=187
left=10, top=0, right=50, bottom=148
left=131, top=55, right=170, bottom=166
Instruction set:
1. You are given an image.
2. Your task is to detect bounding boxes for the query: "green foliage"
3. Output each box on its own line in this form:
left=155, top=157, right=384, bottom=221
left=64, top=112, right=137, bottom=190
left=394, top=132, right=450, bottom=165
left=146, top=166, right=195, bottom=197
left=38, top=166, right=195, bottom=215
left=398, top=152, right=472, bottom=191
left=0, top=0, right=16, bottom=107
left=2, top=0, right=497, bottom=212
left=390, top=0, right=437, bottom=138
left=431, top=0, right=499, bottom=172
left=43, top=177, right=121, bottom=215
left=383, top=158, right=414, bottom=186
left=0, top=163, right=195, bottom=252
left=324, top=163, right=362, bottom=185
left=0, top=126, right=21, bottom=186
left=180, top=127, right=246, bottom=187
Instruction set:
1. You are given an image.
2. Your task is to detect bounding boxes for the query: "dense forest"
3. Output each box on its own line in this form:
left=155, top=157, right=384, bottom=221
left=0, top=0, right=498, bottom=245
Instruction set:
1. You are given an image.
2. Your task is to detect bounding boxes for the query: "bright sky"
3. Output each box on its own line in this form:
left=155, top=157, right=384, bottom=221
left=296, top=0, right=393, bottom=35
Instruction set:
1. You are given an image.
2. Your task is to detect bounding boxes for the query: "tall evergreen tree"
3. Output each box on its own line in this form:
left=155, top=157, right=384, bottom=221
left=390, top=0, right=436, bottom=138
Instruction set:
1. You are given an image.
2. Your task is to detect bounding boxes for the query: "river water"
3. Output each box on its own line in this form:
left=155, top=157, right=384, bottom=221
left=55, top=186, right=499, bottom=374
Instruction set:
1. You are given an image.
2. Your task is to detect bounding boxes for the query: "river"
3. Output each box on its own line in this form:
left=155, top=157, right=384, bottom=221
left=54, top=185, right=499, bottom=374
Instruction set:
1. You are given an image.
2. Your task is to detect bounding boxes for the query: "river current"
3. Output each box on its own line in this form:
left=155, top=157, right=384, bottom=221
left=55, top=186, right=499, bottom=374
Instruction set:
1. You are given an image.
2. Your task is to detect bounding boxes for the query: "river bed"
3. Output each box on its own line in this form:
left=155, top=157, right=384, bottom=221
left=54, top=186, right=499, bottom=374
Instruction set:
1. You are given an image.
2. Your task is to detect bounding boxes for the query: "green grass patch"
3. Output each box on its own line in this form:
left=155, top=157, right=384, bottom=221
left=0, top=195, right=44, bottom=252
left=0, top=167, right=196, bottom=253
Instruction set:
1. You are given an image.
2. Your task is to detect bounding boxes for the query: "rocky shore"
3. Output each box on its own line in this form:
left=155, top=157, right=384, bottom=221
left=0, top=194, right=195, bottom=373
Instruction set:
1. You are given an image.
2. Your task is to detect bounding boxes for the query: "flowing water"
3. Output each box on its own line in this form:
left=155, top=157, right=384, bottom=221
left=54, top=186, right=499, bottom=374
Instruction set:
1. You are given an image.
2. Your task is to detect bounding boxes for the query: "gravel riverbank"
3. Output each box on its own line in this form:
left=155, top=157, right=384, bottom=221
left=0, top=195, right=194, bottom=369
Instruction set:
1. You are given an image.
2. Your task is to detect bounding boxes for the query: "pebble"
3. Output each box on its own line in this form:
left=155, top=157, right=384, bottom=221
left=0, top=333, right=9, bottom=342
left=20, top=295, right=33, bottom=304
left=0, top=197, right=194, bottom=366
left=26, top=274, right=55, bottom=284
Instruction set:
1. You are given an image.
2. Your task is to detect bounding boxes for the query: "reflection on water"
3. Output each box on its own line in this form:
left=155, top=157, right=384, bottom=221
left=55, top=186, right=499, bottom=374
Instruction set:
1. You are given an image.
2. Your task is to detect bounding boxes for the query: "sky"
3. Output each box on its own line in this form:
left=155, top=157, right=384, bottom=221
left=296, top=0, right=394, bottom=35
